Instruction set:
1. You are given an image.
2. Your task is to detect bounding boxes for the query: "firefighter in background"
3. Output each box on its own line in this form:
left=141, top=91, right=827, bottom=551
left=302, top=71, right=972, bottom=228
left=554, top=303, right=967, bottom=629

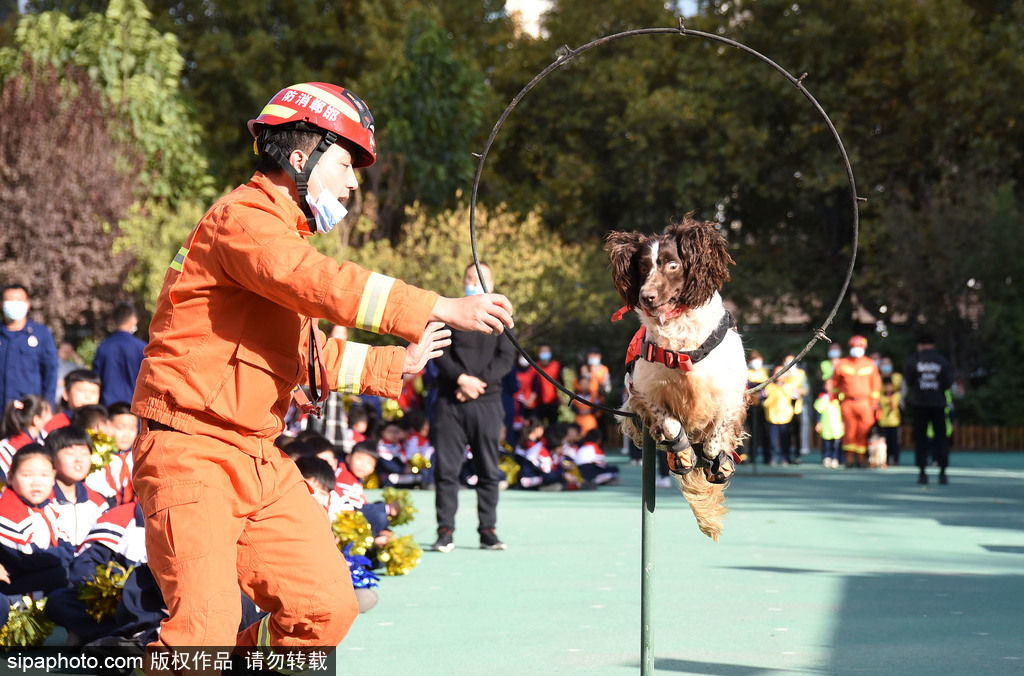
left=833, top=335, right=881, bottom=468
left=130, top=82, right=514, bottom=664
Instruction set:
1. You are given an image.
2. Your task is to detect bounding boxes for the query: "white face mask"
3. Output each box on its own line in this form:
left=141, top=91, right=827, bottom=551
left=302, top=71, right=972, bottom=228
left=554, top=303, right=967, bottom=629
left=464, top=284, right=484, bottom=297
left=849, top=347, right=865, bottom=359
left=588, top=357, right=601, bottom=367
left=305, top=168, right=348, bottom=234
left=3, top=300, right=29, bottom=323
left=517, top=356, right=528, bottom=368
left=748, top=359, right=763, bottom=370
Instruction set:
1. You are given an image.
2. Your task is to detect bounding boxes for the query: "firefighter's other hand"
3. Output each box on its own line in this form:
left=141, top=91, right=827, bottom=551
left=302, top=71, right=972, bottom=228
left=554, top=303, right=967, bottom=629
left=431, top=294, right=514, bottom=335
left=405, top=322, right=450, bottom=375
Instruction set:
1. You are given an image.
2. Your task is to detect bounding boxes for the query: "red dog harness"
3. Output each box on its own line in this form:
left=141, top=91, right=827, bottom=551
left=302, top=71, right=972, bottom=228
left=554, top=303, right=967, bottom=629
left=613, top=305, right=737, bottom=373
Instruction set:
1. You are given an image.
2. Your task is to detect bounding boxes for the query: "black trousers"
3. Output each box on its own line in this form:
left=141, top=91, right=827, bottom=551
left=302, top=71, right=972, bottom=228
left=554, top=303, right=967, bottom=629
left=432, top=396, right=503, bottom=533
left=912, top=405, right=950, bottom=470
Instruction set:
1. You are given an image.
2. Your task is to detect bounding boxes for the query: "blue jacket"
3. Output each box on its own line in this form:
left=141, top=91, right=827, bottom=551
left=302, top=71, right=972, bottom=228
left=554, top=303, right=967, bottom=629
left=0, top=319, right=59, bottom=408
left=93, top=330, right=147, bottom=407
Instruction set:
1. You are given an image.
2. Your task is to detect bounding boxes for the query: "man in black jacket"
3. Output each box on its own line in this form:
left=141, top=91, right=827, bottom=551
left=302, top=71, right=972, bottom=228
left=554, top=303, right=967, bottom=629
left=904, top=333, right=953, bottom=484
left=431, top=263, right=518, bottom=552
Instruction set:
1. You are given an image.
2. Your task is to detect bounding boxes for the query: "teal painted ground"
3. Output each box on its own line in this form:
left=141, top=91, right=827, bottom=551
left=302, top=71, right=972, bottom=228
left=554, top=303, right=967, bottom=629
left=36, top=452, right=1024, bottom=675
left=343, top=452, right=1024, bottom=676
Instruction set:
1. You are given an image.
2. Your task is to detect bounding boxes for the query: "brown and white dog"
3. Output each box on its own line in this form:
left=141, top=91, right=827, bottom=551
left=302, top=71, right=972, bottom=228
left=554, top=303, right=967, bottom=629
left=607, top=215, right=747, bottom=541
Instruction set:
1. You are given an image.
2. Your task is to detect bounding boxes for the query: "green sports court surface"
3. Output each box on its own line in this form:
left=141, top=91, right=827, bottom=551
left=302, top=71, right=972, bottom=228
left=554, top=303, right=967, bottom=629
left=343, top=452, right=1024, bottom=675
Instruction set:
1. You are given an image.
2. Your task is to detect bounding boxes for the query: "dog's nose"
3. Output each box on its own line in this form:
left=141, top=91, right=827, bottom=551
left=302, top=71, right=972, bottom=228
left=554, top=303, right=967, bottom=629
left=641, top=291, right=658, bottom=305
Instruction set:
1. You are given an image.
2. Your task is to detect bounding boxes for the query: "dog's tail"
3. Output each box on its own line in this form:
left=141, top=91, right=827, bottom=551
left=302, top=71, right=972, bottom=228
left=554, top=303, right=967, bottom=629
left=676, top=471, right=727, bottom=541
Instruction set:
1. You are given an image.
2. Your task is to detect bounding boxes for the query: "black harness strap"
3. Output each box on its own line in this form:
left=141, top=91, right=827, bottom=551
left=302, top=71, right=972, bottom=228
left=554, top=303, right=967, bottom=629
left=631, top=310, right=737, bottom=373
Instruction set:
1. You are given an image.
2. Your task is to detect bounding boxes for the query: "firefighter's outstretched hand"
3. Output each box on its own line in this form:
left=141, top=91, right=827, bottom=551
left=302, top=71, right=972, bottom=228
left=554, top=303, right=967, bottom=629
left=404, top=322, right=451, bottom=375
left=431, top=294, right=514, bottom=335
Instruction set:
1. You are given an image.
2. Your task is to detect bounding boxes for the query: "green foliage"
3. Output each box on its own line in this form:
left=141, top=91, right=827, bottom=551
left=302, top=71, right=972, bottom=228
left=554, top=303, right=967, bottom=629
left=346, top=201, right=619, bottom=347
left=0, top=0, right=214, bottom=316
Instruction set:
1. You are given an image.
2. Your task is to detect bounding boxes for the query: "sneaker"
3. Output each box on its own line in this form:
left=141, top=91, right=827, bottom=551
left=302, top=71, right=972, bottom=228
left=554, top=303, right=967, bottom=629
left=938, top=472, right=948, bottom=485
left=655, top=476, right=673, bottom=489
left=479, top=528, right=507, bottom=550
left=430, top=528, right=455, bottom=553
left=917, top=472, right=928, bottom=485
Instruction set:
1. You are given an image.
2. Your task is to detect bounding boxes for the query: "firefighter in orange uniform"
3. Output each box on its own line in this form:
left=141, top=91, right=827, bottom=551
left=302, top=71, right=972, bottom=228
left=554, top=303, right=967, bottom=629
left=130, top=83, right=514, bottom=667
left=832, top=335, right=881, bottom=468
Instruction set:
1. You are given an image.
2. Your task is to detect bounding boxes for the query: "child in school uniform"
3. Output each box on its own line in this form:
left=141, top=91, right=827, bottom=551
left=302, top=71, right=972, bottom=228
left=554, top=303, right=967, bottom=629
left=44, top=500, right=149, bottom=644
left=45, top=426, right=109, bottom=546
left=401, top=409, right=434, bottom=486
left=569, top=428, right=621, bottom=488
left=0, top=394, right=53, bottom=481
left=0, top=444, right=74, bottom=597
left=75, top=403, right=136, bottom=507
left=814, top=390, right=845, bottom=468
left=514, top=418, right=565, bottom=490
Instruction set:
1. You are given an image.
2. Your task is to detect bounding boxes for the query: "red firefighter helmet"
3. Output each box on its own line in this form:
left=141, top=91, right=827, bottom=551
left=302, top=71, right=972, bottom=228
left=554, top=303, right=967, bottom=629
left=848, top=335, right=868, bottom=349
left=248, top=82, right=376, bottom=168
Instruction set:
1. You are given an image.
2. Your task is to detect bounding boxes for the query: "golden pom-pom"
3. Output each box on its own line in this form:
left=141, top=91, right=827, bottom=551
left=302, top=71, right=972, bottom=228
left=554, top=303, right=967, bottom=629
left=78, top=561, right=135, bottom=623
left=498, top=454, right=520, bottom=487
left=363, top=473, right=380, bottom=490
left=380, top=487, right=416, bottom=527
left=0, top=596, right=55, bottom=648
left=408, top=453, right=431, bottom=475
left=377, top=535, right=422, bottom=576
left=332, top=510, right=373, bottom=556
left=87, top=429, right=117, bottom=474
left=381, top=399, right=404, bottom=421
left=342, top=394, right=359, bottom=414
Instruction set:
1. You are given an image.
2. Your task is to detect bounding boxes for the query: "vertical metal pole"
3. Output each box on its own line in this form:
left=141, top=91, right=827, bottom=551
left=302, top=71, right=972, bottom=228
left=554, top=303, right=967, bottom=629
left=641, top=428, right=656, bottom=675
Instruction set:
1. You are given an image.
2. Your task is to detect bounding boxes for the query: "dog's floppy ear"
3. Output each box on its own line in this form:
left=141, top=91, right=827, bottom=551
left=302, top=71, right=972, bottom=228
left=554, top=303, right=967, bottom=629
left=667, top=216, right=734, bottom=308
left=605, top=230, right=646, bottom=308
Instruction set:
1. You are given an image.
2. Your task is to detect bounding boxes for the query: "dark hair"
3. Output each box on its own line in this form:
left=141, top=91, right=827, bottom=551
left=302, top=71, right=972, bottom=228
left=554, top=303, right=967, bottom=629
left=349, top=441, right=379, bottom=461
left=297, top=432, right=337, bottom=458
left=283, top=440, right=317, bottom=460
left=45, top=425, right=94, bottom=454
left=111, top=302, right=137, bottom=328
left=9, top=443, right=53, bottom=476
left=70, top=404, right=109, bottom=431
left=64, top=369, right=102, bottom=391
left=347, top=406, right=369, bottom=426
left=522, top=417, right=544, bottom=437
left=1, top=394, right=51, bottom=438
left=107, top=401, right=135, bottom=418
left=294, top=455, right=335, bottom=492
left=582, top=428, right=603, bottom=444
left=544, top=423, right=569, bottom=448
left=255, top=126, right=324, bottom=175
left=404, top=409, right=428, bottom=433
left=1, top=283, right=29, bottom=297
left=916, top=332, right=936, bottom=346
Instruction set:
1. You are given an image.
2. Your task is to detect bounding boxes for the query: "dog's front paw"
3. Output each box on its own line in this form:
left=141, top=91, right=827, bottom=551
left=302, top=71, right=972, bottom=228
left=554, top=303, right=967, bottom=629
left=650, top=417, right=683, bottom=446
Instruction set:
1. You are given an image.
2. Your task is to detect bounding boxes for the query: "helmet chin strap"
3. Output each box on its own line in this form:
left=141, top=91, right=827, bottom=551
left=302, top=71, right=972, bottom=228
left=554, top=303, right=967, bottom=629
left=259, top=127, right=339, bottom=233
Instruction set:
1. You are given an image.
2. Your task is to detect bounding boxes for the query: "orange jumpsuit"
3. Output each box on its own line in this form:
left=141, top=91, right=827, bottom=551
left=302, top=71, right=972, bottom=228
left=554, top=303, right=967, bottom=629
left=833, top=356, right=881, bottom=455
left=131, top=173, right=438, bottom=659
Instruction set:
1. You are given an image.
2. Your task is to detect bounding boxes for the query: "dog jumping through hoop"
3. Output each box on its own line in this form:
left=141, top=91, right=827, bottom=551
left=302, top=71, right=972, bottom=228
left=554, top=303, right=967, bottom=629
left=607, top=215, right=746, bottom=541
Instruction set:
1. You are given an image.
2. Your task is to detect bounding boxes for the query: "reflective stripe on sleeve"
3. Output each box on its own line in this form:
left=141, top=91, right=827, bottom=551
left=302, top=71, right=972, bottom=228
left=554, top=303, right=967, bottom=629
left=169, top=246, right=189, bottom=272
left=354, top=272, right=395, bottom=333
left=336, top=342, right=369, bottom=394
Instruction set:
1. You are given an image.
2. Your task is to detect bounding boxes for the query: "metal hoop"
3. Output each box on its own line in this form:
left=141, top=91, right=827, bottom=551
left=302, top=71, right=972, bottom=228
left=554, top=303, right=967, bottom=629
left=469, top=19, right=863, bottom=416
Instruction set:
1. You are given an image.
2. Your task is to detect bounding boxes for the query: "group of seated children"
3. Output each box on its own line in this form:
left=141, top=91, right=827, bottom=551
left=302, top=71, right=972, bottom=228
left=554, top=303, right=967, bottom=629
left=509, top=419, right=620, bottom=491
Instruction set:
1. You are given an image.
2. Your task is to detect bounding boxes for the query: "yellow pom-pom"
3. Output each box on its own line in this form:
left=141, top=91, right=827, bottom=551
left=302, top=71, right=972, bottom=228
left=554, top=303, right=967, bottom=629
left=0, top=596, right=55, bottom=648
left=380, top=487, right=416, bottom=526
left=377, top=535, right=422, bottom=576
left=381, top=399, right=404, bottom=421
left=498, top=454, right=520, bottom=486
left=87, top=429, right=117, bottom=474
left=342, top=394, right=359, bottom=414
left=408, top=453, right=431, bottom=474
left=331, top=510, right=374, bottom=556
left=363, top=473, right=380, bottom=490
left=78, top=561, right=134, bottom=623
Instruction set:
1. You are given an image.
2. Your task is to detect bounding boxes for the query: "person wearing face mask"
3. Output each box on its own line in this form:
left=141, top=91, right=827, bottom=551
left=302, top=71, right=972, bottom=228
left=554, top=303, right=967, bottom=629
left=572, top=347, right=612, bottom=437
left=534, top=344, right=563, bottom=427
left=128, top=84, right=515, bottom=665
left=0, top=284, right=59, bottom=410
left=833, top=335, right=881, bottom=468
left=430, top=263, right=517, bottom=553
left=742, top=350, right=770, bottom=464
left=92, top=302, right=148, bottom=407
left=876, top=356, right=903, bottom=465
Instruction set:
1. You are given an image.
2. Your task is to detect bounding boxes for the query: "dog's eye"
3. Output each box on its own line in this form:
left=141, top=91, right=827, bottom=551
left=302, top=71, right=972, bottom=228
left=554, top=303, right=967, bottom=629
left=666, top=261, right=681, bottom=271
